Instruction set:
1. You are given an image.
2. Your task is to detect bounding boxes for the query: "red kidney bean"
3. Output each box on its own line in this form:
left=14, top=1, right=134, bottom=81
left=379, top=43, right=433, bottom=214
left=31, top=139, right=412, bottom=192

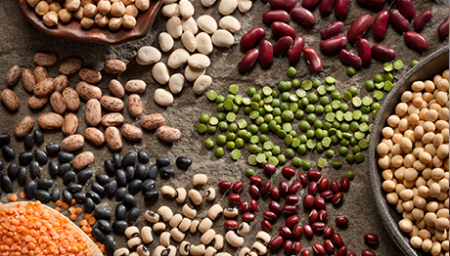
left=273, top=36, right=294, bottom=56
left=250, top=176, right=262, bottom=187
left=279, top=226, right=292, bottom=238
left=238, top=49, right=259, bottom=72
left=312, top=243, right=326, bottom=256
left=284, top=240, right=293, bottom=253
left=240, top=27, right=265, bottom=53
left=302, top=0, right=320, bottom=8
left=258, top=39, right=274, bottom=68
left=263, top=162, right=277, bottom=176
left=330, top=181, right=340, bottom=193
left=389, top=9, right=410, bottom=32
left=286, top=194, right=299, bottom=204
left=303, top=194, right=315, bottom=208
left=228, top=194, right=242, bottom=204
left=263, top=10, right=290, bottom=24
left=319, top=0, right=335, bottom=16
left=318, top=210, right=327, bottom=222
left=358, top=38, right=371, bottom=66
left=218, top=181, right=232, bottom=191
left=282, top=166, right=296, bottom=178
left=263, top=210, right=278, bottom=222
left=269, top=235, right=284, bottom=250
left=303, top=224, right=313, bottom=238
left=290, top=7, right=315, bottom=27
left=288, top=181, right=302, bottom=194
left=249, top=199, right=258, bottom=212
left=357, top=0, right=385, bottom=6
left=348, top=253, right=357, bottom=256
left=438, top=16, right=449, bottom=40
left=292, top=225, right=303, bottom=239
left=340, top=176, right=350, bottom=192
left=293, top=242, right=302, bottom=254
left=335, top=216, right=349, bottom=228
left=307, top=170, right=322, bottom=181
left=261, top=220, right=273, bottom=232
left=332, top=233, right=344, bottom=247
left=224, top=220, right=239, bottom=230
left=337, top=246, right=348, bottom=256
left=314, top=197, right=326, bottom=209
left=271, top=21, right=296, bottom=38
left=270, top=187, right=281, bottom=201
left=269, top=201, right=282, bottom=215
left=261, top=181, right=271, bottom=197
left=242, top=212, right=255, bottom=222
left=312, top=222, right=326, bottom=233
left=320, top=21, right=344, bottom=40
left=232, top=181, right=243, bottom=193
left=308, top=181, right=318, bottom=195
left=239, top=201, right=248, bottom=212
left=323, top=226, right=334, bottom=238
left=362, top=249, right=376, bottom=256
left=324, top=240, right=335, bottom=254
left=297, top=173, right=307, bottom=186
left=318, top=178, right=329, bottom=191
left=249, top=185, right=260, bottom=199
left=283, top=204, right=297, bottom=215
left=397, top=0, right=416, bottom=20
left=364, top=233, right=379, bottom=246
left=347, top=14, right=372, bottom=45
left=332, top=192, right=344, bottom=206
left=413, top=9, right=432, bottom=32
left=279, top=180, right=289, bottom=195
left=303, top=47, right=323, bottom=72
left=321, top=190, right=334, bottom=200
left=269, top=0, right=296, bottom=11
left=334, top=0, right=350, bottom=18
left=371, top=44, right=396, bottom=61
left=301, top=249, right=311, bottom=256
left=308, top=209, right=318, bottom=223
left=286, top=215, right=299, bottom=227
left=372, top=11, right=389, bottom=41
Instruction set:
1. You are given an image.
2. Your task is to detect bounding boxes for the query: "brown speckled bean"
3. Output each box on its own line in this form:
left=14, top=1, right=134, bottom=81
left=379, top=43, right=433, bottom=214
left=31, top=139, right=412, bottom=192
left=61, top=134, right=84, bottom=152
left=273, top=36, right=293, bottom=56
left=105, top=126, right=122, bottom=151
left=404, top=31, right=428, bottom=52
left=14, top=116, right=34, bottom=137
left=347, top=14, right=372, bottom=45
left=34, top=66, right=49, bottom=83
left=38, top=112, right=64, bottom=129
left=34, top=78, right=55, bottom=97
left=84, top=127, right=105, bottom=146
left=100, top=95, right=124, bottom=112
left=108, top=79, right=125, bottom=98
left=62, top=113, right=78, bottom=136
left=290, top=7, right=315, bottom=27
left=238, top=49, right=259, bottom=73
left=372, top=11, right=389, bottom=41
left=59, top=57, right=82, bottom=75
left=127, top=94, right=143, bottom=117
left=76, top=81, right=102, bottom=101
left=22, top=69, right=36, bottom=92
left=34, top=52, right=57, bottom=67
left=101, top=113, right=124, bottom=127
left=124, top=79, right=147, bottom=94
left=54, top=75, right=69, bottom=92
left=28, top=95, right=48, bottom=110
left=157, top=126, right=181, bottom=143
left=320, top=21, right=344, bottom=40
left=141, top=113, right=165, bottom=130
left=62, top=87, right=80, bottom=112
left=85, top=99, right=102, bottom=126
left=389, top=9, right=410, bottom=33
left=413, top=10, right=432, bottom=32
left=49, top=91, right=67, bottom=114
left=7, top=65, right=21, bottom=86
left=122, top=124, right=143, bottom=142
left=79, top=68, right=102, bottom=83
left=104, top=59, right=127, bottom=74
left=73, top=151, right=94, bottom=171
left=288, top=36, right=305, bottom=62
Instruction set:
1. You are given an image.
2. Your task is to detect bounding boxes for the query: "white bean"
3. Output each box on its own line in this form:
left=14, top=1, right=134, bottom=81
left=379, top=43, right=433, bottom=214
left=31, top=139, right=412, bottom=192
left=238, top=0, right=252, bottom=13
left=195, top=32, right=213, bottom=55
left=197, top=15, right=217, bottom=34
left=219, top=16, right=241, bottom=32
left=167, top=49, right=190, bottom=69
left=181, top=17, right=198, bottom=34
left=193, top=75, right=212, bottom=95
left=188, top=54, right=210, bottom=69
left=211, top=29, right=234, bottom=47
left=152, top=62, right=170, bottom=85
left=181, top=31, right=197, bottom=52
left=169, top=73, right=185, bottom=94
left=136, top=46, right=161, bottom=65
left=201, top=0, right=216, bottom=7
left=218, top=0, right=238, bottom=15
left=166, top=16, right=183, bottom=39
left=154, top=89, right=174, bottom=107
left=185, top=66, right=206, bottom=82
left=158, top=32, right=174, bottom=52
left=161, top=3, right=179, bottom=17
left=179, top=0, right=194, bottom=18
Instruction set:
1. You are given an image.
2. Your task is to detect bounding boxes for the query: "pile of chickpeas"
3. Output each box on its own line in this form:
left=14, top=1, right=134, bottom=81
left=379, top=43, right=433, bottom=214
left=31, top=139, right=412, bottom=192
left=26, top=0, right=151, bottom=30
left=377, top=69, right=449, bottom=256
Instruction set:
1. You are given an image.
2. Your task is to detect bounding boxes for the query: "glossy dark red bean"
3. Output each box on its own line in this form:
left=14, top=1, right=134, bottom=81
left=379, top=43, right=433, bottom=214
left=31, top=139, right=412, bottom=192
left=303, top=194, right=315, bottom=208
left=293, top=242, right=302, bottom=254
left=397, top=0, right=416, bottom=20
left=283, top=204, right=297, bottom=215
left=250, top=176, right=262, bottom=187
left=320, top=21, right=344, bottom=40
left=308, top=209, right=318, bottom=223
left=286, top=215, right=299, bottom=227
left=347, top=14, right=372, bottom=45
left=263, top=162, right=277, bottom=176
left=364, top=233, right=379, bottom=246
left=303, top=224, right=313, bottom=238
left=263, top=210, right=278, bottom=222
left=330, top=181, right=340, bottom=193
left=438, top=16, right=449, bottom=40
left=269, top=201, right=282, bottom=215
left=320, top=35, right=348, bottom=54
left=318, top=209, right=327, bottom=222
left=259, top=39, right=274, bottom=68
left=308, top=181, right=318, bottom=195
left=269, top=235, right=284, bottom=250
left=337, top=246, right=348, bottom=256
left=279, top=180, right=289, bottom=195
left=312, top=222, right=326, bottom=233
left=312, top=243, right=325, bottom=256
left=290, top=7, right=315, bottom=27
left=240, top=27, right=265, bottom=53
left=297, top=173, right=307, bottom=186
left=361, top=249, right=376, bottom=256
left=372, top=11, right=389, bottom=41
left=292, top=225, right=303, bottom=239
left=303, top=47, right=322, bottom=72
left=273, top=36, right=293, bottom=56
left=284, top=240, right=293, bottom=253
left=279, top=226, right=292, bottom=238
left=288, top=181, right=302, bottom=194
left=228, top=194, right=242, bottom=204
left=332, top=233, right=344, bottom=248
left=270, top=187, right=281, bottom=201
left=242, top=212, right=256, bottom=222
left=302, top=0, right=320, bottom=8
left=239, top=201, right=248, bottom=212
left=358, top=38, right=371, bottom=66
left=232, top=181, right=243, bottom=193
left=357, top=0, right=384, bottom=7
left=307, top=170, right=322, bottom=181
left=334, top=0, right=350, bottom=18
left=332, top=192, right=344, bottom=206
left=321, top=190, right=334, bottom=200
left=413, top=9, right=432, bottom=32
left=335, top=216, right=349, bottom=228
left=263, top=10, right=290, bottom=24
left=224, top=220, right=239, bottom=230
left=249, top=185, right=260, bottom=199
left=261, top=181, right=271, bottom=197
left=219, top=181, right=232, bottom=191
left=282, top=166, right=296, bottom=178
left=288, top=36, right=306, bottom=63
left=371, top=44, right=396, bottom=61
left=340, top=177, right=350, bottom=192
left=249, top=199, right=258, bottom=212
left=324, top=240, right=335, bottom=254
left=238, top=49, right=259, bottom=72
left=348, top=253, right=357, bottom=256
left=261, top=220, right=273, bottom=232
left=323, top=226, right=334, bottom=238
left=319, top=0, right=335, bottom=16
left=269, top=0, right=296, bottom=11
left=318, top=178, right=329, bottom=191
left=389, top=9, right=410, bottom=32
left=286, top=194, right=299, bottom=205
left=301, top=249, right=311, bottom=256
left=271, top=21, right=296, bottom=38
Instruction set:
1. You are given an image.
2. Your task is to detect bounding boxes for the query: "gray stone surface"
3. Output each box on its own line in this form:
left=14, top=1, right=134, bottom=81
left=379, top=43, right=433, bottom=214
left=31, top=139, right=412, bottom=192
left=0, top=0, right=448, bottom=256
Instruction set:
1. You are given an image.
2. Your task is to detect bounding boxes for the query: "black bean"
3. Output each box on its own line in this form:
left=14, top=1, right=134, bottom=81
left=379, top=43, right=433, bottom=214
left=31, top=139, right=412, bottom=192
left=137, top=149, right=149, bottom=164
left=105, top=180, right=118, bottom=197
left=23, top=133, right=34, bottom=149
left=115, top=187, right=127, bottom=201
left=84, top=197, right=96, bottom=212
left=51, top=188, right=60, bottom=201
left=122, top=152, right=136, bottom=167
left=104, top=235, right=116, bottom=255
left=0, top=133, right=10, bottom=147
left=19, top=151, right=33, bottom=166
left=95, top=173, right=110, bottom=186
left=135, top=163, right=148, bottom=180
left=91, top=181, right=105, bottom=196
left=77, top=169, right=93, bottom=184
left=0, top=174, right=13, bottom=192
left=127, top=207, right=140, bottom=224
left=159, top=166, right=174, bottom=179
left=141, top=179, right=155, bottom=193
left=58, top=163, right=71, bottom=176
left=176, top=156, right=192, bottom=170
left=112, top=220, right=128, bottom=234
left=92, top=227, right=106, bottom=242
left=104, top=159, right=115, bottom=176
left=0, top=160, right=3, bottom=171
left=37, top=179, right=53, bottom=190
left=122, top=193, right=137, bottom=210
left=115, top=204, right=127, bottom=220
left=128, top=179, right=142, bottom=195
left=68, top=182, right=83, bottom=193
left=46, top=143, right=60, bottom=156
left=35, top=189, right=51, bottom=203
left=17, top=167, right=27, bottom=186
left=58, top=151, right=74, bottom=163
left=156, top=157, right=170, bottom=167
left=115, top=170, right=127, bottom=187
left=34, top=148, right=48, bottom=165
left=24, top=180, right=36, bottom=198
left=62, top=189, right=73, bottom=203
left=33, top=129, right=44, bottom=144
left=48, top=161, right=58, bottom=178
left=63, top=171, right=76, bottom=185
left=7, top=163, right=18, bottom=180
left=113, top=153, right=121, bottom=167
left=144, top=190, right=159, bottom=202
left=73, top=192, right=86, bottom=203
left=98, top=219, right=112, bottom=232
left=2, top=145, right=15, bottom=161
left=95, top=207, right=112, bottom=220
left=126, top=166, right=135, bottom=182
left=29, top=161, right=40, bottom=178
left=87, top=190, right=101, bottom=204
left=147, top=165, right=158, bottom=179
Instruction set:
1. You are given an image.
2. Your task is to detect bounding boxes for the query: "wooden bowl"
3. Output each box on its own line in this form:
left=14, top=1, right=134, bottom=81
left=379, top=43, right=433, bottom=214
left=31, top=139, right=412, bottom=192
left=18, top=0, right=164, bottom=45
left=368, top=47, right=449, bottom=256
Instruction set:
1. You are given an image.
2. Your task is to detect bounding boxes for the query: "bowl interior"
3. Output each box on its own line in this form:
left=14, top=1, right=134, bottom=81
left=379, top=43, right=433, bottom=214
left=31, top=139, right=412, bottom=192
left=368, top=47, right=449, bottom=256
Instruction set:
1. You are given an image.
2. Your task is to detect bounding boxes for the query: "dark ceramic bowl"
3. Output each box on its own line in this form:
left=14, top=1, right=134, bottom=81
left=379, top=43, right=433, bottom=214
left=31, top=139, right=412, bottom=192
left=18, top=0, right=164, bottom=45
left=368, top=47, right=449, bottom=256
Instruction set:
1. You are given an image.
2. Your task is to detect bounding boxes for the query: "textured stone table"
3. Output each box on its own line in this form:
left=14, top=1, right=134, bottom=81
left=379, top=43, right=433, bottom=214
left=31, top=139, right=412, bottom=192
left=0, top=0, right=448, bottom=255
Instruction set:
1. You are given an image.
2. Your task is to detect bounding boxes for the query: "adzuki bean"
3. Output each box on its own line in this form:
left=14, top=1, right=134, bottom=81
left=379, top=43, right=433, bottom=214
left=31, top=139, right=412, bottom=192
left=292, top=225, right=302, bottom=239
left=397, top=0, right=416, bottom=20
left=241, top=27, right=265, bottom=52
left=372, top=11, right=389, bottom=41
left=238, top=49, right=259, bottom=72
left=364, top=233, right=379, bottom=246
left=371, top=44, right=396, bottom=61
left=404, top=31, right=428, bottom=52
left=288, top=36, right=305, bottom=62
left=339, top=49, right=362, bottom=68
left=269, top=235, right=284, bottom=250
left=303, top=47, right=322, bottom=72
left=361, top=249, right=376, bottom=256
left=358, top=38, right=371, bottom=66
left=290, top=7, right=315, bottom=27
left=347, top=14, right=372, bottom=45
left=261, top=220, right=273, bottom=232
left=288, top=182, right=301, bottom=194
left=319, top=0, right=335, bottom=16
left=259, top=39, right=274, bottom=68
left=319, top=35, right=347, bottom=53
left=334, top=0, right=350, bottom=18
left=263, top=10, right=290, bottom=24
left=284, top=240, right=293, bottom=253
left=320, top=21, right=344, bottom=40
left=413, top=9, right=432, bottom=32
left=271, top=21, right=296, bottom=38
left=357, top=0, right=385, bottom=7
left=389, top=9, right=410, bottom=32
left=269, top=0, right=296, bottom=11
left=438, top=16, right=449, bottom=40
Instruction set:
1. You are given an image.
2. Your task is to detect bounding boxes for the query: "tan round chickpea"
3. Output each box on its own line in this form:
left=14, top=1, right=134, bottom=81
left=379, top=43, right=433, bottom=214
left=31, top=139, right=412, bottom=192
left=80, top=17, right=94, bottom=29
left=49, top=2, right=62, bottom=12
left=64, top=0, right=80, bottom=11
left=122, top=14, right=136, bottom=29
left=94, top=13, right=109, bottom=27
left=110, top=1, right=126, bottom=17
left=43, top=10, right=58, bottom=26
left=73, top=6, right=84, bottom=20
left=97, top=0, right=111, bottom=15
left=58, top=8, right=72, bottom=23
left=35, top=1, right=50, bottom=16
left=126, top=4, right=139, bottom=17
left=83, top=3, right=97, bottom=18
left=27, top=0, right=41, bottom=8
left=109, top=17, right=122, bottom=30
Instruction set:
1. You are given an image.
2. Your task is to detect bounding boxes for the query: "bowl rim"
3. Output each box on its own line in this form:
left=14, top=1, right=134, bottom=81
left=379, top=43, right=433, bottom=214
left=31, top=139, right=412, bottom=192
left=17, top=0, right=164, bottom=45
left=368, top=46, right=449, bottom=256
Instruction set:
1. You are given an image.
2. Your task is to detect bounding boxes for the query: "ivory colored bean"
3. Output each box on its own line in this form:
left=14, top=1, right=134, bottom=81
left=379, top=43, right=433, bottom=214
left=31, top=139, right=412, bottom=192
left=125, top=226, right=140, bottom=239
left=179, top=218, right=191, bottom=232
left=176, top=188, right=187, bottom=203
left=158, top=206, right=174, bottom=222
left=188, top=189, right=202, bottom=205
left=167, top=16, right=183, bottom=39
left=167, top=49, right=190, bottom=69
left=206, top=188, right=216, bottom=201
left=219, top=0, right=238, bottom=15
left=161, top=3, right=180, bottom=17
left=154, top=89, right=174, bottom=107
left=188, top=54, right=210, bottom=69
left=196, top=32, right=213, bottom=55
left=183, top=204, right=197, bottom=219
left=219, top=16, right=241, bottom=32
left=238, top=0, right=252, bottom=12
left=190, top=220, right=200, bottom=233
left=193, top=75, right=212, bottom=95
left=179, top=0, right=194, bottom=18
left=197, top=15, right=217, bottom=34
left=225, top=231, right=244, bottom=247
left=201, top=229, right=216, bottom=244
left=169, top=73, right=185, bottom=94
left=181, top=17, right=198, bottom=34
left=160, top=232, right=171, bottom=246
left=237, top=222, right=250, bottom=236
left=181, top=31, right=197, bottom=52
left=193, top=174, right=208, bottom=185
left=152, top=62, right=170, bottom=84
left=212, top=30, right=234, bottom=47
left=137, top=46, right=162, bottom=65
left=208, top=204, right=223, bottom=220
left=199, top=218, right=213, bottom=233
left=185, top=66, right=206, bottom=82
left=157, top=32, right=174, bottom=53
left=162, top=186, right=177, bottom=199
left=190, top=245, right=206, bottom=256
left=144, top=210, right=160, bottom=223
left=180, top=241, right=190, bottom=256
left=114, top=248, right=130, bottom=256
left=171, top=228, right=185, bottom=242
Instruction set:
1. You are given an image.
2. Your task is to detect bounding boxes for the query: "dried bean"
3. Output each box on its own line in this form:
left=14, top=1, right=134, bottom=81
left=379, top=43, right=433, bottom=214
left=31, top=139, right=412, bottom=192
left=339, top=49, right=362, bottom=68
left=389, top=9, right=410, bottom=32
left=274, top=36, right=293, bottom=57
left=241, top=27, right=265, bottom=52
left=302, top=0, right=319, bottom=8
left=290, top=7, right=315, bottom=27
left=320, top=35, right=347, bottom=53
left=413, top=10, right=432, bottom=32
left=319, top=0, right=335, bottom=16
left=334, top=0, right=349, bottom=18
left=371, top=44, right=396, bottom=61
left=357, top=0, right=384, bottom=6
left=438, top=16, right=449, bottom=40
left=271, top=21, right=296, bottom=38
left=372, top=11, right=389, bottom=41
left=303, top=47, right=322, bottom=72
left=320, top=21, right=344, bottom=40
left=238, top=49, right=259, bottom=72
left=288, top=36, right=305, bottom=62
left=347, top=14, right=372, bottom=45
left=262, top=10, right=289, bottom=24
left=259, top=39, right=273, bottom=68
left=268, top=0, right=296, bottom=11
left=397, top=0, right=416, bottom=20
left=358, top=38, right=371, bottom=66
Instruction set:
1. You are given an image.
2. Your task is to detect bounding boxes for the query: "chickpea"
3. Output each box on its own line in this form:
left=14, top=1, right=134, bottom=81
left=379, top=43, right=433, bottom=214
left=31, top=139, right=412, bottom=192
left=83, top=3, right=97, bottom=18
left=400, top=137, right=413, bottom=152
left=135, top=0, right=150, bottom=11
left=109, top=17, right=122, bottom=30
left=382, top=138, right=394, bottom=149
left=80, top=17, right=94, bottom=29
left=45, top=0, right=54, bottom=3
left=441, top=129, right=449, bottom=142
left=57, top=8, right=72, bottom=23
left=122, top=14, right=136, bottom=29
left=377, top=143, right=390, bottom=156
left=382, top=169, right=394, bottom=180
left=388, top=115, right=400, bottom=127
left=126, top=4, right=139, bottom=17
left=122, top=0, right=135, bottom=5
left=435, top=229, right=447, bottom=241
left=43, top=10, right=58, bottom=26
left=378, top=155, right=391, bottom=169
left=80, top=0, right=93, bottom=7
left=404, top=179, right=415, bottom=188
left=436, top=91, right=449, bottom=106
left=425, top=144, right=437, bottom=157
left=395, top=102, right=408, bottom=116
left=110, top=1, right=126, bottom=17
left=414, top=160, right=427, bottom=171
left=424, top=80, right=436, bottom=92
left=432, top=156, right=443, bottom=168
left=94, top=13, right=109, bottom=27
left=65, top=0, right=80, bottom=11
left=404, top=211, right=414, bottom=221
left=35, top=1, right=50, bottom=16
left=423, top=92, right=435, bottom=102
left=422, top=239, right=433, bottom=253
left=392, top=155, right=404, bottom=168
left=438, top=107, right=449, bottom=121
left=398, top=118, right=409, bottom=132
left=73, top=6, right=84, bottom=20
left=412, top=81, right=426, bottom=92
left=424, top=121, right=436, bottom=132
left=408, top=104, right=420, bottom=115
left=405, top=167, right=418, bottom=181
left=435, top=75, right=449, bottom=91
left=402, top=91, right=413, bottom=102
left=436, top=144, right=449, bottom=159
left=397, top=200, right=405, bottom=213
left=386, top=192, right=399, bottom=204
left=419, top=229, right=432, bottom=239
left=395, top=167, right=406, bottom=180
left=97, top=0, right=111, bottom=15
left=399, top=218, right=414, bottom=232
left=382, top=180, right=396, bottom=192
left=49, top=2, right=61, bottom=12
left=393, top=134, right=404, bottom=145
left=27, top=0, right=40, bottom=8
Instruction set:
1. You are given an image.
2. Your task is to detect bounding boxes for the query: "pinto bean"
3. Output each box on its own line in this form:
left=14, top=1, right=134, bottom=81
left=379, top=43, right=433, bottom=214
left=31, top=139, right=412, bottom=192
left=34, top=78, right=55, bottom=97
left=100, top=95, right=124, bottom=111
left=33, top=52, right=57, bottom=67
left=14, top=116, right=34, bottom=137
left=84, top=127, right=105, bottom=146
left=105, top=127, right=122, bottom=151
left=156, top=126, right=181, bottom=143
left=38, top=112, right=64, bottom=129
left=127, top=94, right=143, bottom=117
left=54, top=75, right=69, bottom=92
left=122, top=124, right=143, bottom=142
left=62, top=87, right=80, bottom=112
left=109, top=79, right=125, bottom=98
left=141, top=113, right=165, bottom=130
left=62, top=113, right=78, bottom=136
left=78, top=68, right=102, bottom=83
left=85, top=99, right=102, bottom=127
left=1, top=89, right=19, bottom=111
left=28, top=95, right=48, bottom=110
left=7, top=65, right=21, bottom=86
left=59, top=57, right=83, bottom=75
left=61, top=134, right=84, bottom=152
left=288, top=36, right=305, bottom=62
left=320, top=21, right=344, bottom=40
left=22, top=69, right=36, bottom=92
left=34, top=66, right=49, bottom=83
left=101, top=113, right=124, bottom=127
left=49, top=91, right=67, bottom=114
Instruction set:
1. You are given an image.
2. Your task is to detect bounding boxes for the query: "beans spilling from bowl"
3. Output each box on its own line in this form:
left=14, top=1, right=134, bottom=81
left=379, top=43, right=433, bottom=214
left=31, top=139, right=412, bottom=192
left=377, top=69, right=449, bottom=255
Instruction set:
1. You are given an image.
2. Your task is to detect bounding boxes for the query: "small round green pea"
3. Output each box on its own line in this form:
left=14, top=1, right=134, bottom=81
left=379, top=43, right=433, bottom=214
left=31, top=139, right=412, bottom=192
left=277, top=154, right=286, bottom=165
left=216, top=135, right=227, bottom=146
left=272, top=145, right=282, bottom=156
left=315, top=105, right=324, bottom=115
left=197, top=124, right=207, bottom=134
left=228, top=123, right=238, bottom=132
left=287, top=66, right=297, bottom=77
left=245, top=168, right=255, bottom=177
left=320, top=96, right=330, bottom=106
left=216, top=95, right=225, bottom=103
left=411, top=60, right=419, bottom=67
left=292, top=157, right=302, bottom=167
left=331, top=91, right=341, bottom=100
left=325, top=149, right=334, bottom=158
left=207, top=125, right=216, bottom=135
left=302, top=161, right=311, bottom=170
left=205, top=139, right=214, bottom=149
left=248, top=124, right=259, bottom=135
left=226, top=141, right=236, bottom=150
left=215, top=147, right=224, bottom=158
left=346, top=170, right=355, bottom=180
left=247, top=87, right=256, bottom=96
left=235, top=138, right=244, bottom=149
left=339, top=146, right=348, bottom=156
left=226, top=132, right=236, bottom=141
left=218, top=121, right=228, bottom=132
left=285, top=148, right=295, bottom=159
left=292, top=79, right=301, bottom=88
left=348, top=86, right=358, bottom=96
left=365, top=80, right=375, bottom=91
left=306, top=113, right=317, bottom=124
left=374, top=74, right=384, bottom=83
left=346, top=66, right=356, bottom=76
left=312, top=78, right=321, bottom=88
left=297, top=144, right=307, bottom=155
left=199, top=113, right=209, bottom=123
left=299, top=121, right=310, bottom=132
left=308, top=93, right=318, bottom=104
left=345, top=153, right=355, bottom=164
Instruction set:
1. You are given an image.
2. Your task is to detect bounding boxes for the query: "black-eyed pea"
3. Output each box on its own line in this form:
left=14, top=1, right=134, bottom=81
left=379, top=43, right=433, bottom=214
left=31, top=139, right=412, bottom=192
left=125, top=226, right=140, bottom=239
left=162, top=186, right=177, bottom=199
left=175, top=188, right=187, bottom=203
left=179, top=218, right=191, bottom=232
left=169, top=214, right=183, bottom=228
left=114, top=248, right=130, bottom=256
left=160, top=231, right=171, bottom=246
left=182, top=204, right=197, bottom=219
left=255, top=231, right=271, bottom=245
left=204, top=246, right=217, bottom=256
left=206, top=188, right=216, bottom=201
left=153, top=245, right=166, bottom=256
left=158, top=206, right=173, bottom=222
left=212, top=234, right=224, bottom=250
left=208, top=204, right=223, bottom=220
left=136, top=245, right=150, bottom=256
left=238, top=247, right=251, bottom=256
left=188, top=189, right=202, bottom=205
left=141, top=226, right=153, bottom=244
left=237, top=222, right=250, bottom=236
left=223, top=208, right=238, bottom=218
left=251, top=241, right=267, bottom=255
left=190, top=244, right=206, bottom=256
left=225, top=231, right=244, bottom=247
left=171, top=228, right=185, bottom=242
left=189, top=220, right=199, bottom=233
left=127, top=236, right=142, bottom=249
left=153, top=222, right=166, bottom=232
left=180, top=241, right=190, bottom=256
left=193, top=174, right=208, bottom=186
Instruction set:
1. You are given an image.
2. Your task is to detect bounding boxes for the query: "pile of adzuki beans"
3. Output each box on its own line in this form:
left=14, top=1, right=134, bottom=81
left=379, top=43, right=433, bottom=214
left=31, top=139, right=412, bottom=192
left=237, top=0, right=449, bottom=73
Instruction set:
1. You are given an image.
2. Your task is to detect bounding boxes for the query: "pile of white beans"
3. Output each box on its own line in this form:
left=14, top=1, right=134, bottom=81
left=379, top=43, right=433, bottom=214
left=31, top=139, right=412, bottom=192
left=377, top=70, right=449, bottom=256
left=113, top=174, right=271, bottom=256
left=136, top=0, right=250, bottom=107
